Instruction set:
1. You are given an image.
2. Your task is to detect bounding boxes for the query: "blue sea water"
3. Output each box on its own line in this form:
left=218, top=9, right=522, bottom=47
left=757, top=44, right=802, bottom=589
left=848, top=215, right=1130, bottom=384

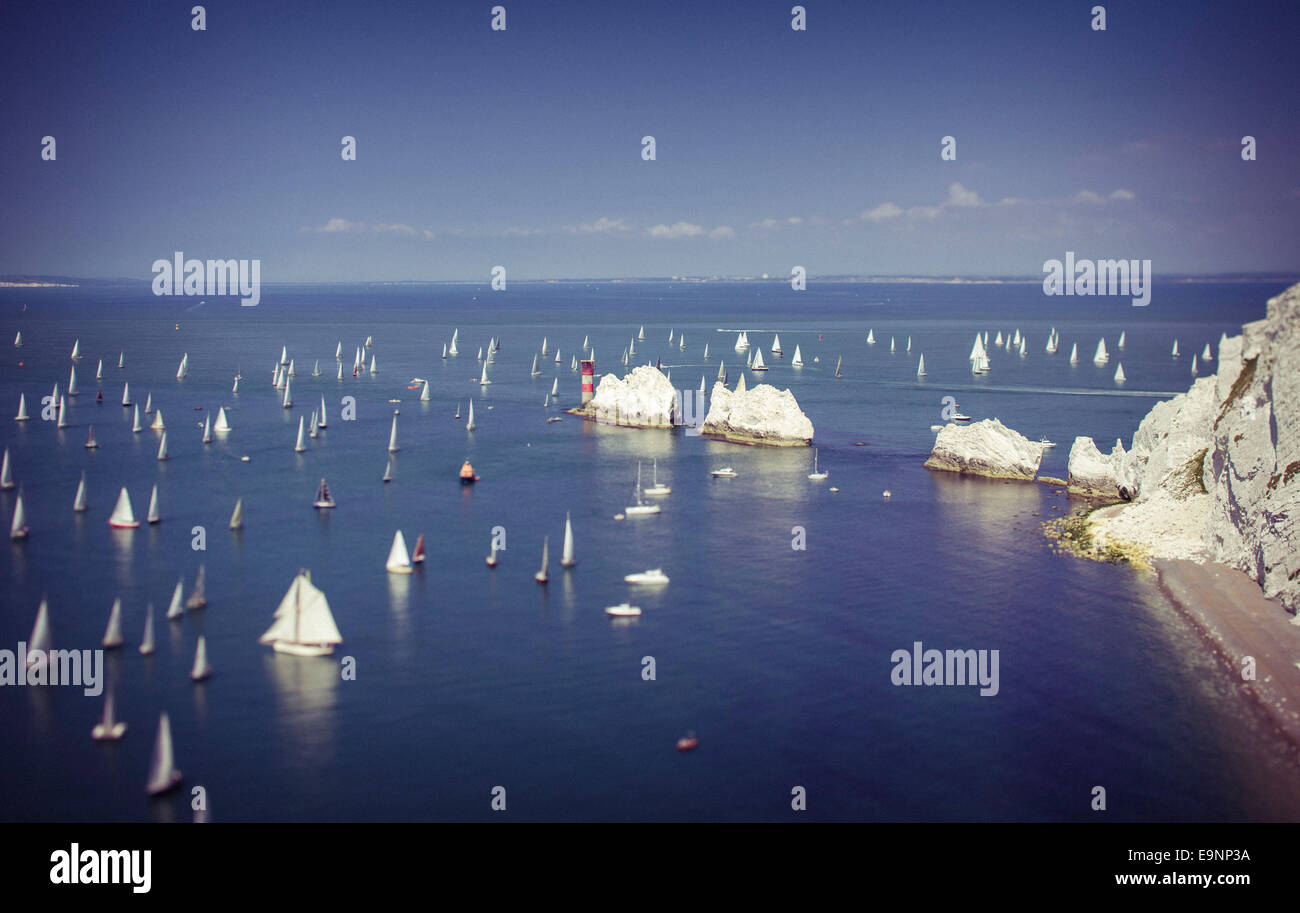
left=1, top=279, right=1297, bottom=822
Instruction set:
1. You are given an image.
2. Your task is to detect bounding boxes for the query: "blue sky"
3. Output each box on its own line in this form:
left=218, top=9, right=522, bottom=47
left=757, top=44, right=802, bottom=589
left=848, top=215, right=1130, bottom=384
left=1, top=0, right=1297, bottom=280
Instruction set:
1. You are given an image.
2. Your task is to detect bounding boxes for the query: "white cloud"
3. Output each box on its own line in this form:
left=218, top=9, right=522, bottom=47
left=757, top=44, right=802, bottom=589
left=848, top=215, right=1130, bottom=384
left=1074, top=190, right=1105, bottom=204
left=306, top=217, right=363, bottom=233
left=304, top=218, right=434, bottom=239
left=566, top=217, right=631, bottom=235
left=947, top=183, right=982, bottom=207
left=648, top=221, right=707, bottom=239
left=709, top=226, right=736, bottom=239
left=1109, top=189, right=1136, bottom=200
left=861, top=202, right=903, bottom=222
left=751, top=217, right=781, bottom=229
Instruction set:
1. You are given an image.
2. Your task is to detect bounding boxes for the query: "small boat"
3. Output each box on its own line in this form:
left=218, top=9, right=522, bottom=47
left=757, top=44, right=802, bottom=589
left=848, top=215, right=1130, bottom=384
left=791, top=345, right=803, bottom=367
left=92, top=686, right=127, bottom=741
left=369, top=355, right=377, bottom=374
left=466, top=400, right=476, bottom=431
left=637, top=326, right=646, bottom=341
left=139, top=603, right=156, bottom=654
left=951, top=410, right=971, bottom=422
left=605, top=603, right=642, bottom=617
left=867, top=330, right=876, bottom=345
left=214, top=406, right=231, bottom=433
left=281, top=346, right=289, bottom=365
left=710, top=467, right=737, bottom=478
left=147, top=484, right=161, bottom=524
left=145, top=712, right=183, bottom=796
left=386, top=530, right=413, bottom=574
left=287, top=358, right=295, bottom=377
left=73, top=472, right=87, bottom=511
left=260, top=570, right=344, bottom=656
left=185, top=564, right=206, bottom=609
left=703, top=343, right=710, bottom=359
left=412, top=534, right=426, bottom=564
left=559, top=512, right=577, bottom=568
left=166, top=580, right=184, bottom=620
left=676, top=733, right=699, bottom=752
left=144, top=392, right=154, bottom=414
left=624, top=568, right=669, bottom=585
left=9, top=492, right=28, bottom=540
left=1202, top=342, right=1213, bottom=361
left=1039, top=437, right=1056, bottom=449
left=131, top=405, right=142, bottom=433
left=57, top=395, right=68, bottom=428
left=318, top=395, right=327, bottom=428
left=644, top=459, right=670, bottom=496
left=1118, top=331, right=1126, bottom=349
left=229, top=498, right=243, bottom=530
left=480, top=362, right=491, bottom=386
left=191, top=636, right=212, bottom=681
left=27, top=599, right=51, bottom=668
left=201, top=414, right=213, bottom=443
left=13, top=331, right=22, bottom=347
left=312, top=360, right=321, bottom=377
left=108, top=487, right=139, bottom=528
left=294, top=416, right=307, bottom=452
left=807, top=448, right=828, bottom=481
left=382, top=458, right=393, bottom=483
left=547, top=416, right=562, bottom=424
left=1069, top=343, right=1078, bottom=365
left=890, top=337, right=896, bottom=354
left=176, top=353, right=189, bottom=379
left=15, top=393, right=29, bottom=421
left=1172, top=339, right=1180, bottom=357
left=459, top=461, right=479, bottom=484
left=916, top=354, right=926, bottom=377
left=534, top=536, right=550, bottom=584
left=485, top=540, right=499, bottom=567
left=751, top=349, right=768, bottom=371
left=365, top=335, right=373, bottom=348
left=1093, top=338, right=1109, bottom=365
left=625, top=463, right=661, bottom=515
left=1191, top=354, right=1199, bottom=375
left=283, top=375, right=293, bottom=408
left=121, top=382, right=132, bottom=406
left=102, top=597, right=125, bottom=648
left=0, top=448, right=13, bottom=490
left=82, top=424, right=99, bottom=449
left=71, top=339, right=81, bottom=360
left=1114, top=363, right=1126, bottom=383
left=835, top=356, right=843, bottom=378
left=388, top=415, right=399, bottom=452
left=313, top=478, right=336, bottom=508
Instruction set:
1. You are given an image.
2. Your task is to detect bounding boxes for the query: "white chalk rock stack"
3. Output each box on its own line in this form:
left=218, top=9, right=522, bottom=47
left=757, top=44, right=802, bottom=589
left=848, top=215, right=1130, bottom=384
left=924, top=418, right=1044, bottom=480
left=701, top=381, right=813, bottom=446
left=582, top=365, right=677, bottom=428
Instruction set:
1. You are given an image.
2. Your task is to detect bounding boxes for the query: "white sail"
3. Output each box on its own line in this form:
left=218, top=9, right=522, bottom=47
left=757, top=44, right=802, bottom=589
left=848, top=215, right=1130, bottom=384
left=139, top=604, right=155, bottom=654
left=466, top=399, right=476, bottom=431
left=84, top=425, right=99, bottom=449
left=550, top=377, right=558, bottom=396
left=540, top=337, right=548, bottom=355
left=109, top=487, right=138, bottom=528
left=29, top=599, right=51, bottom=657
left=421, top=380, right=431, bottom=402
left=365, top=335, right=373, bottom=348
left=1114, top=363, right=1126, bottom=383
left=132, top=404, right=142, bottom=433
left=294, top=416, right=306, bottom=452
left=555, top=349, right=562, bottom=363
left=1191, top=354, right=1198, bottom=375
left=907, top=336, right=912, bottom=352
left=772, top=334, right=781, bottom=353
left=336, top=341, right=343, bottom=359
left=388, top=414, right=399, bottom=452
left=336, top=362, right=343, bottom=381
left=449, top=336, right=459, bottom=356
left=369, top=355, right=377, bottom=374
left=480, top=362, right=491, bottom=385
left=256, top=572, right=340, bottom=650
left=703, top=343, right=709, bottom=359
left=230, top=498, right=243, bottom=530
left=71, top=339, right=81, bottom=359
left=1069, top=343, right=1078, bottom=364
left=917, top=354, right=926, bottom=377
left=442, top=342, right=447, bottom=359
left=700, top=375, right=706, bottom=394
left=531, top=354, right=540, bottom=376
left=309, top=411, right=318, bottom=438
left=176, top=353, right=188, bottom=379
left=1202, top=342, right=1213, bottom=361
left=319, top=395, right=327, bottom=428
left=0, top=447, right=12, bottom=489
left=13, top=331, right=21, bottom=347
left=73, top=472, right=87, bottom=511
left=185, top=565, right=207, bottom=610
left=994, top=331, right=1004, bottom=347
left=156, top=431, right=168, bottom=461
left=1172, top=339, right=1180, bottom=357
left=382, top=457, right=393, bottom=482
left=166, top=579, right=184, bottom=619
left=312, top=359, right=320, bottom=376
left=96, top=359, right=103, bottom=381
left=735, top=373, right=747, bottom=393
left=1117, top=331, right=1126, bottom=349
left=791, top=345, right=803, bottom=366
left=969, top=334, right=985, bottom=361
left=15, top=393, right=28, bottom=421
left=214, top=406, right=230, bottom=432
left=288, top=359, right=296, bottom=377
left=835, top=356, right=842, bottom=378
left=144, top=392, right=153, bottom=414
left=735, top=332, right=745, bottom=352
left=145, top=712, right=182, bottom=795
left=191, top=635, right=211, bottom=680
left=57, top=395, right=68, bottom=428
left=283, top=375, right=292, bottom=408
left=1093, top=338, right=1108, bottom=364
left=281, top=346, right=289, bottom=365
left=561, top=512, right=576, bottom=567
left=638, top=325, right=645, bottom=340
left=121, top=382, right=131, bottom=406
left=535, top=536, right=549, bottom=582
left=386, top=530, right=413, bottom=573
left=751, top=348, right=767, bottom=370
left=103, top=598, right=124, bottom=648
left=201, top=414, right=212, bottom=443
left=867, top=329, right=876, bottom=344
left=890, top=337, right=896, bottom=354
left=1019, top=337, right=1027, bottom=356
left=10, top=492, right=28, bottom=539
left=147, top=484, right=160, bottom=523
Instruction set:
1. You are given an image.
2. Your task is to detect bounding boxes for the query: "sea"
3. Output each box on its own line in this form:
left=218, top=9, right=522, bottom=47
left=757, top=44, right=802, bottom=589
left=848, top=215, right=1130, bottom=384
left=2, top=279, right=1298, bottom=822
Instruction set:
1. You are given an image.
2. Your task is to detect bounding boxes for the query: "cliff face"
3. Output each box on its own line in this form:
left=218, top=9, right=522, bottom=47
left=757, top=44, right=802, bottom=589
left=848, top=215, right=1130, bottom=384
left=701, top=381, right=813, bottom=445
left=1082, top=282, right=1300, bottom=610
left=924, top=419, right=1044, bottom=480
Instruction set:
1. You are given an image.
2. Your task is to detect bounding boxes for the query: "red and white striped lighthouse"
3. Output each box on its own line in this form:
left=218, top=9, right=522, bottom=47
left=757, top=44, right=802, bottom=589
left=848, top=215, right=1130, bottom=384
left=580, top=358, right=595, bottom=404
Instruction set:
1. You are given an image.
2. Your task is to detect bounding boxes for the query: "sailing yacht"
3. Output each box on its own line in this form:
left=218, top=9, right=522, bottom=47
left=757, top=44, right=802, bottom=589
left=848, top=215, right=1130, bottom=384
left=867, top=329, right=876, bottom=344
left=201, top=415, right=213, bottom=443
left=145, top=712, right=183, bottom=796
left=1093, top=338, right=1109, bottom=365
left=313, top=478, right=336, bottom=508
left=108, top=487, right=139, bottom=528
left=365, top=335, right=373, bottom=348
left=1202, top=342, right=1213, bottom=361
left=57, top=395, right=68, bottom=428
left=624, top=569, right=669, bottom=585
left=531, top=354, right=541, bottom=376
left=480, top=362, right=491, bottom=385
left=294, top=416, right=306, bottom=452
left=1191, top=354, right=1199, bottom=375
left=907, top=336, right=912, bottom=352
left=185, top=565, right=206, bottom=609
left=13, top=332, right=22, bottom=347
left=191, top=635, right=212, bottom=681
left=388, top=414, right=399, bottom=452
left=10, top=492, right=29, bottom=539
left=550, top=377, right=559, bottom=398
left=176, top=353, right=188, bottom=379
left=139, top=603, right=156, bottom=654
left=734, top=332, right=746, bottom=352
left=560, top=512, right=577, bottom=568
left=751, top=349, right=768, bottom=371
left=637, top=325, right=646, bottom=341
left=230, top=498, right=243, bottom=530
left=1019, top=337, right=1027, bottom=357
left=412, top=534, right=426, bottom=564
left=1171, top=339, right=1180, bottom=357
left=369, top=355, right=378, bottom=374
left=540, top=337, right=548, bottom=356
left=1117, top=331, right=1126, bottom=349
left=534, top=536, right=550, bottom=583
left=68, top=366, right=79, bottom=396
left=1114, top=363, right=1126, bottom=383
left=807, top=449, right=829, bottom=481
left=283, top=375, right=293, bottom=408
left=121, top=382, right=132, bottom=407
left=625, top=463, right=661, bottom=515
left=71, top=339, right=82, bottom=360
left=318, top=395, right=327, bottom=428
left=312, top=360, right=321, bottom=377
left=644, top=459, right=671, bottom=496
left=102, top=598, right=125, bottom=648
left=442, top=342, right=448, bottom=359
left=466, top=400, right=476, bottom=431
left=214, top=406, right=231, bottom=432
left=791, top=345, right=803, bottom=367
left=27, top=600, right=50, bottom=669
left=92, top=686, right=127, bottom=741
left=260, top=570, right=344, bottom=655
left=0, top=448, right=13, bottom=490
left=890, top=337, right=896, bottom=354
left=132, top=404, right=142, bottom=433
left=15, top=393, right=29, bottom=421
left=386, top=531, right=413, bottom=574
left=382, top=458, right=393, bottom=483
left=485, top=536, right=499, bottom=567
left=835, top=356, right=843, bottom=378
left=917, top=354, right=926, bottom=377
left=147, top=484, right=161, bottom=524
left=73, top=472, right=87, bottom=511
left=166, top=580, right=184, bottom=620
left=1069, top=343, right=1079, bottom=364
left=421, top=380, right=431, bottom=402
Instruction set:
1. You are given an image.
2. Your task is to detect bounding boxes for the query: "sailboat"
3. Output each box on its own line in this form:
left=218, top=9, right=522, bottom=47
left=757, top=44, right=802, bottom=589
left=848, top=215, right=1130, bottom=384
left=166, top=580, right=184, bottom=619
left=68, top=366, right=79, bottom=396
left=13, top=331, right=21, bottom=347
left=668, top=329, right=674, bottom=343
left=57, top=395, right=68, bottom=428
left=382, top=457, right=393, bottom=483
left=1114, top=363, right=1126, bottom=383
left=108, top=487, right=139, bottom=528
left=890, top=337, right=896, bottom=354
left=466, top=400, right=475, bottom=430
left=791, top=345, right=803, bottom=367
left=480, top=362, right=491, bottom=385
left=1202, top=342, right=1213, bottom=361
left=145, top=712, right=183, bottom=795
left=644, top=459, right=670, bottom=496
left=365, top=335, right=373, bottom=348
left=1069, top=343, right=1079, bottom=365
left=27, top=599, right=50, bottom=668
left=10, top=491, right=29, bottom=539
left=294, top=416, right=307, bottom=452
left=288, top=359, right=296, bottom=377
left=1019, top=337, right=1027, bottom=357
left=917, top=354, right=926, bottom=377
left=191, top=636, right=212, bottom=681
left=557, top=512, right=577, bottom=569
left=90, top=359, right=101, bottom=381
left=625, top=463, right=661, bottom=515
left=214, top=406, right=230, bottom=433
left=703, top=343, right=710, bottom=359
left=336, top=342, right=343, bottom=360
left=369, top=355, right=377, bottom=374
left=534, top=536, right=549, bottom=584
left=638, top=325, right=646, bottom=341
left=386, top=530, right=413, bottom=574
left=144, top=392, right=154, bottom=414
left=201, top=414, right=212, bottom=443
left=283, top=375, right=293, bottom=408
left=678, top=334, right=685, bottom=350
left=455, top=402, right=461, bottom=419
left=735, top=332, right=746, bottom=352
left=867, top=329, right=876, bottom=345
left=353, top=349, right=360, bottom=376
left=336, top=362, right=343, bottom=381
left=71, top=339, right=81, bottom=360
left=1191, top=354, right=1199, bottom=375
left=230, top=498, right=243, bottom=530
left=477, top=346, right=483, bottom=361
left=312, top=359, right=321, bottom=377
left=103, top=598, right=124, bottom=648
left=15, top=393, right=29, bottom=421
left=486, top=534, right=499, bottom=567
left=995, top=331, right=1004, bottom=347
left=540, top=337, right=549, bottom=356
left=185, top=565, right=207, bottom=609
left=313, top=478, right=336, bottom=508
left=412, top=534, right=426, bottom=564
left=531, top=354, right=541, bottom=376
left=1172, top=339, right=1180, bottom=357
left=808, top=448, right=829, bottom=481
left=1093, top=338, right=1109, bottom=365
left=73, top=472, right=87, bottom=512
left=318, top=395, right=327, bottom=428
left=176, top=353, right=188, bottom=379
left=388, top=414, right=399, bottom=452
left=147, top=484, right=161, bottom=524
left=92, top=685, right=127, bottom=741
left=907, top=336, right=912, bottom=352
left=835, top=356, right=843, bottom=378
left=1117, top=331, right=1126, bottom=349
left=132, top=404, right=142, bottom=433
left=139, top=604, right=156, bottom=654
left=449, top=334, right=459, bottom=356
left=421, top=380, right=431, bottom=402
left=751, top=348, right=768, bottom=371
left=121, top=382, right=132, bottom=407
left=281, top=346, right=289, bottom=365
left=550, top=377, right=559, bottom=398
left=0, top=448, right=13, bottom=490
left=442, top=342, right=448, bottom=359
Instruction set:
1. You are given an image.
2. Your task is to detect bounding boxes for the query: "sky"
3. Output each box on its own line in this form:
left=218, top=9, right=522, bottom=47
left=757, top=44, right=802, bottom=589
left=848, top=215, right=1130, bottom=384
left=1, top=0, right=1297, bottom=281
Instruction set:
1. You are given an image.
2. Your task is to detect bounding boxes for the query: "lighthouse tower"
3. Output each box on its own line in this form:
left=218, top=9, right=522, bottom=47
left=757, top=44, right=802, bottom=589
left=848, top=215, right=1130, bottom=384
left=580, top=359, right=595, bottom=405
